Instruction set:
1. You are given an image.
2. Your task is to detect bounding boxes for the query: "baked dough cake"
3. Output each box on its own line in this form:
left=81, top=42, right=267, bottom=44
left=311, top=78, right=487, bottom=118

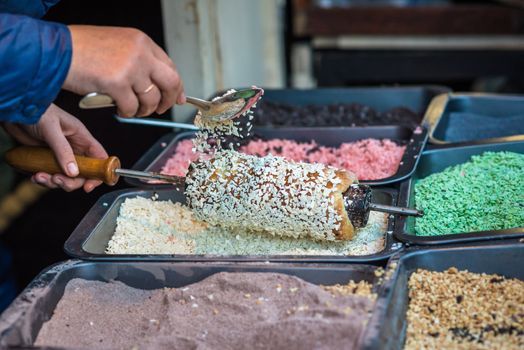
left=186, top=150, right=358, bottom=241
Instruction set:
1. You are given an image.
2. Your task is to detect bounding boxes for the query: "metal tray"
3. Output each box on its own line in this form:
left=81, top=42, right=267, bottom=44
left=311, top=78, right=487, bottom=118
left=423, top=92, right=524, bottom=146
left=126, top=126, right=428, bottom=187
left=64, top=187, right=402, bottom=263
left=0, top=260, right=382, bottom=348
left=360, top=244, right=524, bottom=350
left=395, top=141, right=524, bottom=245
left=241, top=85, right=450, bottom=121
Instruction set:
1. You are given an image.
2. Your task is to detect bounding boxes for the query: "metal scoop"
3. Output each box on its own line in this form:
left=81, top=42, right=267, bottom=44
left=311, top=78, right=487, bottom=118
left=79, top=87, right=264, bottom=123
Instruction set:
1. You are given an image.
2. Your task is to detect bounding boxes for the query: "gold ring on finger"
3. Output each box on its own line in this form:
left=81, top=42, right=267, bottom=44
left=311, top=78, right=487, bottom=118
left=140, top=84, right=156, bottom=94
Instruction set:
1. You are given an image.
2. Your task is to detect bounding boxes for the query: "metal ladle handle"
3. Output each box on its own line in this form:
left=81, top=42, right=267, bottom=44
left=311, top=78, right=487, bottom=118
left=343, top=184, right=423, bottom=228
left=79, top=92, right=211, bottom=111
left=79, top=92, right=115, bottom=109
left=369, top=203, right=424, bottom=217
left=79, top=92, right=200, bottom=131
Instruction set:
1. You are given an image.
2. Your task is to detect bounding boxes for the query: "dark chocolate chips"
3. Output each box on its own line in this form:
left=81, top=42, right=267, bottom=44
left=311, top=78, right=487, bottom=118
left=253, top=101, right=420, bottom=128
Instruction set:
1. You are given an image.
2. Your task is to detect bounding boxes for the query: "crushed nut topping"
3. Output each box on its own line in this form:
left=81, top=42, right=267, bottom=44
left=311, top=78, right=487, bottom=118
left=405, top=268, right=524, bottom=350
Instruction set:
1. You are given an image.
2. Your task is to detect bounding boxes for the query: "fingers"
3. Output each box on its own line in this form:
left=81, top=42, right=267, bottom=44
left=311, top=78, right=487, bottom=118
left=32, top=173, right=88, bottom=192
left=32, top=173, right=62, bottom=190
left=110, top=63, right=181, bottom=117
left=134, top=83, right=162, bottom=117
left=32, top=173, right=57, bottom=189
left=80, top=134, right=107, bottom=193
left=151, top=45, right=186, bottom=107
left=40, top=105, right=104, bottom=194
left=52, top=174, right=86, bottom=192
left=151, top=60, right=185, bottom=114
left=59, top=107, right=109, bottom=193
left=142, top=42, right=185, bottom=113
left=109, top=85, right=140, bottom=118
left=39, top=106, right=80, bottom=178
left=102, top=41, right=184, bottom=116
left=151, top=43, right=175, bottom=68
left=83, top=179, right=103, bottom=193
left=177, top=85, right=186, bottom=105
left=64, top=26, right=184, bottom=117
left=12, top=104, right=109, bottom=193
left=140, top=45, right=185, bottom=114
left=83, top=137, right=108, bottom=159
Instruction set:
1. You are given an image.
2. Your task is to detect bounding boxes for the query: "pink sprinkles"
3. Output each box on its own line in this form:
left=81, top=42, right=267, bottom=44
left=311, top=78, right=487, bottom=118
left=160, top=138, right=406, bottom=180
left=160, top=140, right=200, bottom=177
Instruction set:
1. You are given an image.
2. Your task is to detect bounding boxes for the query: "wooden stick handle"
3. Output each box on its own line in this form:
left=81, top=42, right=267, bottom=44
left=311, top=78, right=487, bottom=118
left=4, top=146, right=121, bottom=186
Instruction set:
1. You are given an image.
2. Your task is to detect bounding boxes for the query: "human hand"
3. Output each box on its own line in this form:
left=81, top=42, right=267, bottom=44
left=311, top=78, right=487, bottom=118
left=63, top=25, right=185, bottom=117
left=3, top=104, right=108, bottom=192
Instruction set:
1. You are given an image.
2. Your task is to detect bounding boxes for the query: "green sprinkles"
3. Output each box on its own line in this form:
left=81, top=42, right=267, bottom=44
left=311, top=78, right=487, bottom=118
left=414, top=151, right=524, bottom=236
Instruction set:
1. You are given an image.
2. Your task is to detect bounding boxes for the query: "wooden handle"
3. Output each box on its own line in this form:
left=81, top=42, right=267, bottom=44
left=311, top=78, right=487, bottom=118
left=4, top=146, right=121, bottom=186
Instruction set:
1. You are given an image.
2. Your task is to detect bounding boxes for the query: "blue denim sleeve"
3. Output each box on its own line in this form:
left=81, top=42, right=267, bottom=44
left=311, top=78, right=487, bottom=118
left=0, top=0, right=62, bottom=18
left=0, top=13, right=72, bottom=124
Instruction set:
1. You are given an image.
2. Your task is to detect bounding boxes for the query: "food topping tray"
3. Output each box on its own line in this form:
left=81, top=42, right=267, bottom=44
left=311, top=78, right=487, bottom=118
left=0, top=260, right=384, bottom=349
left=423, top=92, right=524, bottom=146
left=127, top=126, right=428, bottom=187
left=361, top=244, right=524, bottom=350
left=394, top=141, right=524, bottom=245
left=64, top=188, right=402, bottom=263
left=251, top=86, right=449, bottom=128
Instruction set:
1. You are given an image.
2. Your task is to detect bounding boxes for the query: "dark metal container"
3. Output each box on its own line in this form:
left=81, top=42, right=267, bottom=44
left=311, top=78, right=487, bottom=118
left=252, top=86, right=450, bottom=117
left=394, top=141, right=524, bottom=245
left=361, top=244, right=524, bottom=350
left=126, top=126, right=428, bottom=187
left=0, top=260, right=381, bottom=348
left=64, top=188, right=402, bottom=263
left=423, top=92, right=524, bottom=146
left=127, top=85, right=449, bottom=188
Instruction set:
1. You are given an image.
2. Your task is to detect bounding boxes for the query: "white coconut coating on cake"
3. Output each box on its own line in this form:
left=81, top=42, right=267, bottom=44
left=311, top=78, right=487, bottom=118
left=185, top=150, right=356, bottom=241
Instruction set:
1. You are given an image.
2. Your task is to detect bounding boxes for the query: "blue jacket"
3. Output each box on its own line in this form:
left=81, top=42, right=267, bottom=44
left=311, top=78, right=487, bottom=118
left=0, top=0, right=71, bottom=124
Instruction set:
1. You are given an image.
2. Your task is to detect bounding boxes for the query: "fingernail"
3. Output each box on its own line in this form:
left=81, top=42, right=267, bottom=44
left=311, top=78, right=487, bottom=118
left=178, top=92, right=186, bottom=104
left=67, top=162, right=79, bottom=177
left=54, top=177, right=64, bottom=186
left=36, top=174, right=49, bottom=183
